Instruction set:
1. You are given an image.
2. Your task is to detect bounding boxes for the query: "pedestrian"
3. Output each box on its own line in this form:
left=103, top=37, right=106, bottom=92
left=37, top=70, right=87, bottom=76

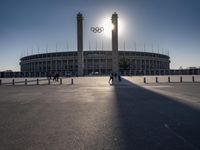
left=108, top=72, right=113, bottom=85
left=47, top=72, right=52, bottom=80
left=49, top=72, right=52, bottom=80
left=118, top=74, right=121, bottom=82
left=47, top=72, right=49, bottom=79
left=114, top=73, right=117, bottom=79
left=53, top=72, right=56, bottom=82
left=56, top=72, right=59, bottom=82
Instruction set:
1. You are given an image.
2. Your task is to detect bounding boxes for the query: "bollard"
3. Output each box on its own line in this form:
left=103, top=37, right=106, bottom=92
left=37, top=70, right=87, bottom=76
left=25, top=79, right=27, bottom=85
left=37, top=79, right=39, bottom=85
left=180, top=76, right=182, bottom=83
left=168, top=76, right=170, bottom=83
left=156, top=77, right=158, bottom=83
left=192, top=76, right=195, bottom=83
left=0, top=79, right=1, bottom=85
left=12, top=79, right=15, bottom=85
left=144, top=77, right=146, bottom=83
left=60, top=78, right=62, bottom=85
left=71, top=78, right=73, bottom=85
left=48, top=79, right=50, bottom=85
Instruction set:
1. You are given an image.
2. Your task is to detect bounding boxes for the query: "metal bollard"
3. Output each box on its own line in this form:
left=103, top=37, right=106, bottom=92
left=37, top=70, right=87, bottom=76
left=12, top=79, right=15, bottom=85
left=144, top=77, right=146, bottom=83
left=156, top=77, right=158, bottom=83
left=0, top=79, right=1, bottom=85
left=168, top=77, right=170, bottom=83
left=37, top=79, right=39, bottom=85
left=25, top=79, right=27, bottom=85
left=48, top=79, right=50, bottom=85
left=60, top=78, right=62, bottom=85
left=71, top=78, right=73, bottom=85
left=180, top=76, right=182, bottom=83
left=192, top=76, right=195, bottom=83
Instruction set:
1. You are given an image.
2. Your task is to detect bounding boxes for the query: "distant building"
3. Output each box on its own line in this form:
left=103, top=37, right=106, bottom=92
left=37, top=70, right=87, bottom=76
left=19, top=12, right=170, bottom=77
left=20, top=51, right=170, bottom=77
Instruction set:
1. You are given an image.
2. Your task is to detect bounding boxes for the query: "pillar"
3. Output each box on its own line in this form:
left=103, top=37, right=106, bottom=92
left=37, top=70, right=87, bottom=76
left=77, top=12, right=84, bottom=76
left=112, top=12, right=119, bottom=74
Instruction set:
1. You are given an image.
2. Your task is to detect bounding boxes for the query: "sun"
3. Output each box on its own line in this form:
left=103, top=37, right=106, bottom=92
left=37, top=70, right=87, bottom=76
left=100, top=17, right=124, bottom=38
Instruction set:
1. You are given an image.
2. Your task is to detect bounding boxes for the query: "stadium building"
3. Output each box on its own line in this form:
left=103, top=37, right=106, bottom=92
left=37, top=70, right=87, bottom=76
left=20, top=12, right=170, bottom=77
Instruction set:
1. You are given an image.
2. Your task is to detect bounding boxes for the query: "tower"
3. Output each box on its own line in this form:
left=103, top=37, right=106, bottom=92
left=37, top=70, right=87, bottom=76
left=77, top=12, right=84, bottom=76
left=112, top=12, right=119, bottom=74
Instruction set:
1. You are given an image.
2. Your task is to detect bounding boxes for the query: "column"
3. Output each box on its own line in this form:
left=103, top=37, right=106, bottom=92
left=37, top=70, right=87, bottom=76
left=112, top=12, right=119, bottom=74
left=77, top=12, right=84, bottom=76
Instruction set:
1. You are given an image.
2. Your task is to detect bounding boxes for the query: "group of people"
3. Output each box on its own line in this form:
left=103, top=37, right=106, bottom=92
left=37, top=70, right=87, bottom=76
left=108, top=72, right=121, bottom=85
left=47, top=71, right=120, bottom=84
left=47, top=72, right=60, bottom=82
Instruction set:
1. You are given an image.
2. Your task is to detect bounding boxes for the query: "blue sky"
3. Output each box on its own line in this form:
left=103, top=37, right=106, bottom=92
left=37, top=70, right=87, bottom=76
left=0, top=0, right=200, bottom=71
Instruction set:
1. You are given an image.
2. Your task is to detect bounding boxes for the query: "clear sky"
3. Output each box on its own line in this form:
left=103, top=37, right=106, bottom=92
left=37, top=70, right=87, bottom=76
left=0, top=0, right=200, bottom=71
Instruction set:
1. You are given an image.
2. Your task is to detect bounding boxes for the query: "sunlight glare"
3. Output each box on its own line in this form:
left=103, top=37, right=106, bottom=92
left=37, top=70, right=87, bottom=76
left=100, top=17, right=125, bottom=38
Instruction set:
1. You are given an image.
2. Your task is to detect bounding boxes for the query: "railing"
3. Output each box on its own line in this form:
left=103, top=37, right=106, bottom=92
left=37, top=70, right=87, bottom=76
left=0, top=78, right=74, bottom=86
left=143, top=76, right=200, bottom=83
left=0, top=76, right=199, bottom=86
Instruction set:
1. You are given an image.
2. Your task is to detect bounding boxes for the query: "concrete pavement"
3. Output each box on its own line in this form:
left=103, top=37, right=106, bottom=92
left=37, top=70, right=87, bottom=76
left=0, top=77, right=200, bottom=150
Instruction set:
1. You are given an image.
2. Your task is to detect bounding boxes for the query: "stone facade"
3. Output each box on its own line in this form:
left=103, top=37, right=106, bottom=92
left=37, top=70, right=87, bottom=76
left=20, top=12, right=170, bottom=77
left=77, top=13, right=84, bottom=76
left=112, top=12, right=119, bottom=74
left=20, top=51, right=170, bottom=77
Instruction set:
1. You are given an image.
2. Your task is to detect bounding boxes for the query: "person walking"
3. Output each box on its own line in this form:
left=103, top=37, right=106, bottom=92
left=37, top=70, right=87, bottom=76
left=118, top=73, right=121, bottom=82
left=53, top=72, right=56, bottom=82
left=114, top=73, right=117, bottom=79
left=56, top=72, right=59, bottom=82
left=108, top=72, right=114, bottom=85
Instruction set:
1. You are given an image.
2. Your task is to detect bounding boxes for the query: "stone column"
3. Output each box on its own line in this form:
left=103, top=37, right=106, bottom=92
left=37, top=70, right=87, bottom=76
left=112, top=12, right=119, bottom=74
left=77, top=12, right=84, bottom=76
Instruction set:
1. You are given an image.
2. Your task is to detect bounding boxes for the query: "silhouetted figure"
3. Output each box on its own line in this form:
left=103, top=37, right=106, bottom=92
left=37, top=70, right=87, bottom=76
left=114, top=73, right=117, bottom=79
left=53, top=72, right=56, bottom=82
left=47, top=72, right=52, bottom=80
left=118, top=74, right=121, bottom=82
left=49, top=73, right=52, bottom=80
left=108, top=72, right=113, bottom=85
left=56, top=72, right=59, bottom=82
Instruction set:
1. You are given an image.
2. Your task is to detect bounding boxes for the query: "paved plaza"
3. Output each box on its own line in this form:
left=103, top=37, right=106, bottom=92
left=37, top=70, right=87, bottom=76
left=0, top=76, right=200, bottom=150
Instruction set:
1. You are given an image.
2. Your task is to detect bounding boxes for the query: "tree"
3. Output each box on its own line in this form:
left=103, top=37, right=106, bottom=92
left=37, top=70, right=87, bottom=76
left=119, top=58, right=130, bottom=75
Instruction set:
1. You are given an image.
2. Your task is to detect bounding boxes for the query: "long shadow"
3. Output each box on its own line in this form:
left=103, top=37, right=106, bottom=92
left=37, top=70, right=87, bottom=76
left=113, top=77, right=200, bottom=150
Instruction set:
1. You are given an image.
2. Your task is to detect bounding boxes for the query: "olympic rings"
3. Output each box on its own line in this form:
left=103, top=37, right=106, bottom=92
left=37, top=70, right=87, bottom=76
left=90, top=27, right=104, bottom=33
